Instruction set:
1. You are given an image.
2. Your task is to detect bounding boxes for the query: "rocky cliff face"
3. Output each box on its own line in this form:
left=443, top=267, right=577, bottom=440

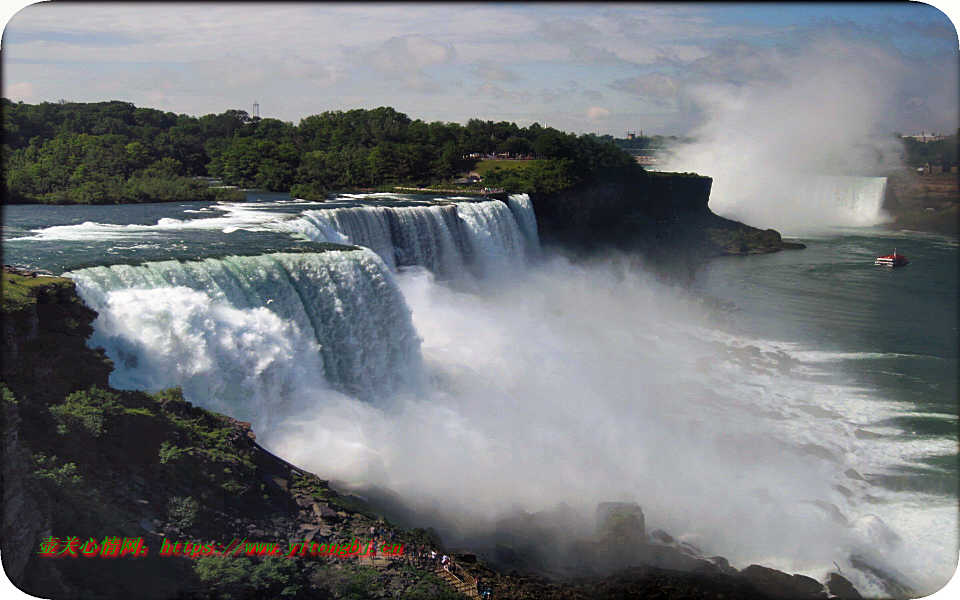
left=2, top=398, right=52, bottom=587
left=883, top=171, right=959, bottom=236
left=1, top=269, right=109, bottom=589
left=529, top=176, right=801, bottom=277
left=529, top=176, right=712, bottom=247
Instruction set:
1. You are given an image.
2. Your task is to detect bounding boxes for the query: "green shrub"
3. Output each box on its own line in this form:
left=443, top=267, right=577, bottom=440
left=167, top=495, right=200, bottom=530
left=289, top=181, right=326, bottom=201
left=49, top=386, right=123, bottom=437
left=158, top=440, right=188, bottom=464
left=30, top=453, right=84, bottom=489
left=1, top=384, right=15, bottom=409
left=194, top=555, right=304, bottom=599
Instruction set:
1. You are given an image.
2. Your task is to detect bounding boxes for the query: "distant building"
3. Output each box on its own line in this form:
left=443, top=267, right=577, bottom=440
left=923, top=159, right=958, bottom=174
left=626, top=132, right=635, bottom=140
left=903, top=131, right=948, bottom=143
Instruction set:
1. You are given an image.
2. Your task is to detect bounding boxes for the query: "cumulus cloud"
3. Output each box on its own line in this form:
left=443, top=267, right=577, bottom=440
left=4, top=82, right=35, bottom=100
left=536, top=17, right=600, bottom=41
left=586, top=106, right=611, bottom=121
left=192, top=56, right=273, bottom=88
left=567, top=44, right=624, bottom=66
left=609, top=72, right=682, bottom=107
left=365, top=34, right=455, bottom=91
left=141, top=90, right=168, bottom=106
left=478, top=82, right=532, bottom=104
left=278, top=56, right=346, bottom=86
left=474, top=60, right=521, bottom=82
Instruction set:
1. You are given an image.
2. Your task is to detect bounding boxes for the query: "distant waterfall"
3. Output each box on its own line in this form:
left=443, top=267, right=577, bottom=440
left=67, top=250, right=422, bottom=429
left=808, top=176, right=889, bottom=227
left=279, top=199, right=538, bottom=277
left=705, top=173, right=890, bottom=233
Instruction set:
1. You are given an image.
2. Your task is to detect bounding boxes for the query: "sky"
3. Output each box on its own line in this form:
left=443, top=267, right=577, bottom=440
left=1, top=2, right=958, bottom=136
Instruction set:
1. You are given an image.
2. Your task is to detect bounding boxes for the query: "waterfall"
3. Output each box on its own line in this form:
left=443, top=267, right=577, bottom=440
left=807, top=176, right=889, bottom=227
left=66, top=249, right=422, bottom=430
left=277, top=198, right=538, bottom=278
left=505, top=193, right=541, bottom=257
left=706, top=173, right=890, bottom=233
left=454, top=200, right=527, bottom=276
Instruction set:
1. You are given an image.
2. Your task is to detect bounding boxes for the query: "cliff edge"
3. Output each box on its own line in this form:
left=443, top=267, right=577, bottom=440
left=529, top=174, right=804, bottom=263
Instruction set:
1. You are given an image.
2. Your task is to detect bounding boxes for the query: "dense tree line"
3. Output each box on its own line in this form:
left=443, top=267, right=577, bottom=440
left=2, top=98, right=646, bottom=203
left=899, top=133, right=957, bottom=169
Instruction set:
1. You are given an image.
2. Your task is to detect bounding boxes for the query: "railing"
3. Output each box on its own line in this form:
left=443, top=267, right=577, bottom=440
left=394, top=551, right=485, bottom=598
left=358, top=551, right=496, bottom=598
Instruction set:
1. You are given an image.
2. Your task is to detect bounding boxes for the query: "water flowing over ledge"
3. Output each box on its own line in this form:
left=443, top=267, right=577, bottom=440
left=275, top=196, right=537, bottom=278
left=67, top=249, right=423, bottom=430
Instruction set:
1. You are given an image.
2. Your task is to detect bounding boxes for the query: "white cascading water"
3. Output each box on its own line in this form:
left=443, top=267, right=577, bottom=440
left=67, top=250, right=422, bottom=431
left=805, top=176, right=889, bottom=227
left=276, top=198, right=533, bottom=278
left=699, top=173, right=890, bottom=234
left=505, top=193, right=541, bottom=257
left=280, top=204, right=468, bottom=276
left=454, top=200, right=527, bottom=276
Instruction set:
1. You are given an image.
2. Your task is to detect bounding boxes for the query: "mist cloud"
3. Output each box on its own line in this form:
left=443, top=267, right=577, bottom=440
left=661, top=36, right=927, bottom=232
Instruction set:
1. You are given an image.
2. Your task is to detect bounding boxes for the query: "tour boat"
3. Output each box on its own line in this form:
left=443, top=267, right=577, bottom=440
left=875, top=249, right=909, bottom=266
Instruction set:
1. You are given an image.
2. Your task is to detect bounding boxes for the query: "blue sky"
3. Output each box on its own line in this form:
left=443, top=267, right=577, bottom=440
left=1, top=2, right=957, bottom=136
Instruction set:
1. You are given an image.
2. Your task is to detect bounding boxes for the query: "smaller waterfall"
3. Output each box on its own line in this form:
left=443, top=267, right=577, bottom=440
left=278, top=198, right=539, bottom=278
left=455, top=200, right=527, bottom=275
left=505, top=193, right=541, bottom=257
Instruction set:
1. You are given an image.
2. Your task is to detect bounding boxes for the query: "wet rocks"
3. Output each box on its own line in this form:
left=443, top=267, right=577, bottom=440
left=827, top=573, right=863, bottom=600
left=740, top=565, right=827, bottom=599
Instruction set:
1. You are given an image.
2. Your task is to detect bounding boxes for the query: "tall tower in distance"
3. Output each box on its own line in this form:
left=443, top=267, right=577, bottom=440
left=252, top=100, right=259, bottom=119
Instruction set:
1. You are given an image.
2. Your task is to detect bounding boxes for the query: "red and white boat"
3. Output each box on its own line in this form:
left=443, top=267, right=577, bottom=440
left=875, top=249, right=909, bottom=266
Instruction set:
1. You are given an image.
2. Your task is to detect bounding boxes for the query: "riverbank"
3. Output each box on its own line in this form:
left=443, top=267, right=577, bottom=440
left=3, top=176, right=246, bottom=205
left=883, top=170, right=959, bottom=236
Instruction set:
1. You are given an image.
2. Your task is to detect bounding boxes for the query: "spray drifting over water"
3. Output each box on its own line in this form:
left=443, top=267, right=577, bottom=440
left=64, top=196, right=955, bottom=595
left=662, top=38, right=909, bottom=233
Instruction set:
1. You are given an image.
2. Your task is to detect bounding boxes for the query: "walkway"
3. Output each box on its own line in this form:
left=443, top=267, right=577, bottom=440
left=358, top=548, right=485, bottom=598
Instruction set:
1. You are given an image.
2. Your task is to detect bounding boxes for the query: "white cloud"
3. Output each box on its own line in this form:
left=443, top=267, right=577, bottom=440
left=609, top=73, right=682, bottom=107
left=1, top=4, right=955, bottom=135
left=277, top=56, right=346, bottom=86
left=4, top=81, right=34, bottom=100
left=539, top=89, right=564, bottom=103
left=478, top=82, right=531, bottom=105
left=364, top=34, right=455, bottom=91
left=474, top=60, right=521, bottom=82
left=586, top=106, right=611, bottom=121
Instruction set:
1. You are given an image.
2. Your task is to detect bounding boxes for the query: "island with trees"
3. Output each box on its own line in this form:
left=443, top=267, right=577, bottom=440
left=3, top=99, right=646, bottom=204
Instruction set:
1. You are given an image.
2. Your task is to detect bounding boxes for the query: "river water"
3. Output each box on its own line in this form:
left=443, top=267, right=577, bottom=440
left=2, top=191, right=957, bottom=596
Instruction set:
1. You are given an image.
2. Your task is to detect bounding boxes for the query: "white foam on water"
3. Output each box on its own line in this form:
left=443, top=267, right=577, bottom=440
left=264, top=255, right=956, bottom=596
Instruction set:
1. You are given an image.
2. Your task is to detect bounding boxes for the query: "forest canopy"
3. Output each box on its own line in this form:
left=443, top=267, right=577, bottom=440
left=2, top=99, right=647, bottom=204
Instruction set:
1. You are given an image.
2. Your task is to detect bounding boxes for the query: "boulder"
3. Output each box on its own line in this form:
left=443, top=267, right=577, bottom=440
left=827, top=573, right=863, bottom=599
left=740, top=564, right=827, bottom=599
left=650, top=529, right=674, bottom=544
left=596, top=501, right=644, bottom=537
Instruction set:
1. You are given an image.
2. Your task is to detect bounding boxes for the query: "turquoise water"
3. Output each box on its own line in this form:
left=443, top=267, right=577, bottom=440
left=1, top=190, right=474, bottom=273
left=693, top=229, right=959, bottom=494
